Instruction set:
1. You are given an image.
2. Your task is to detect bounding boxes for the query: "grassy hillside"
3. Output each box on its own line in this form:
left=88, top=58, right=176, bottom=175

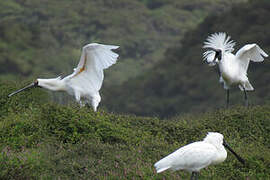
left=1, top=81, right=270, bottom=179
left=0, top=0, right=246, bottom=86
left=104, top=0, right=270, bottom=117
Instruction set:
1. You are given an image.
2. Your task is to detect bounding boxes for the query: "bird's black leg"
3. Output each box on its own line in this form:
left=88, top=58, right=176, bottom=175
left=191, top=172, right=198, bottom=180
left=85, top=103, right=91, bottom=108
left=243, top=87, right=248, bottom=107
left=195, top=172, right=198, bottom=180
left=191, top=172, right=195, bottom=180
left=216, top=65, right=221, bottom=77
left=226, top=89, right=230, bottom=109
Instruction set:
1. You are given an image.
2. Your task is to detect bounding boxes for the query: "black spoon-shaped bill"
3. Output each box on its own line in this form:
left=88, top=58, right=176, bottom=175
left=223, top=140, right=245, bottom=165
left=8, top=81, right=38, bottom=97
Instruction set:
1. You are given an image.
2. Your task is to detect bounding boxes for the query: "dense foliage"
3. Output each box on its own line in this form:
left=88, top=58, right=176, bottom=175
left=1, top=1, right=269, bottom=179
left=1, top=82, right=270, bottom=179
left=104, top=0, right=270, bottom=117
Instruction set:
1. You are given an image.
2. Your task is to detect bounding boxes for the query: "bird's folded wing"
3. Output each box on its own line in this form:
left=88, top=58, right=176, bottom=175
left=235, top=44, right=268, bottom=72
left=172, top=142, right=216, bottom=170
left=155, top=142, right=216, bottom=173
left=67, top=43, right=119, bottom=92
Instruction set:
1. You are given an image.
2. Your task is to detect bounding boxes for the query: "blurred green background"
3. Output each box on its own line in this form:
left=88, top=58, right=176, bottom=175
left=3, top=0, right=268, bottom=118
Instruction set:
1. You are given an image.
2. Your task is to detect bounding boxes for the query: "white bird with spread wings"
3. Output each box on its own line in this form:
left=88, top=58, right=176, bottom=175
left=203, top=32, right=268, bottom=107
left=9, top=43, right=119, bottom=111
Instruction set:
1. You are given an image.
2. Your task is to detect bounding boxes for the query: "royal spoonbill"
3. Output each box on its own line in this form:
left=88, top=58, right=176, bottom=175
left=8, top=43, right=119, bottom=111
left=154, top=132, right=244, bottom=180
left=203, top=32, right=268, bottom=108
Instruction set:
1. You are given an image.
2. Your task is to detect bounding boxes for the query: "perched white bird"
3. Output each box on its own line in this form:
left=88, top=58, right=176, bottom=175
left=203, top=32, right=268, bottom=108
left=8, top=43, right=119, bottom=111
left=154, top=132, right=244, bottom=180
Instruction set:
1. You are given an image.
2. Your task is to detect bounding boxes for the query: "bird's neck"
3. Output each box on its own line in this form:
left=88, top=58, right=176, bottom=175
left=37, top=77, right=66, bottom=91
left=203, top=137, right=227, bottom=164
left=213, top=145, right=227, bottom=164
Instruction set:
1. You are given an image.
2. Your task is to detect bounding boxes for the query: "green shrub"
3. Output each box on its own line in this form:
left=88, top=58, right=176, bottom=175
left=1, top=80, right=269, bottom=179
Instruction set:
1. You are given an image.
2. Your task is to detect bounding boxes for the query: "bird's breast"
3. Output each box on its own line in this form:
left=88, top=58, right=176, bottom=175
left=220, top=53, right=247, bottom=84
left=212, top=149, right=227, bottom=165
left=220, top=62, right=240, bottom=85
left=221, top=72, right=230, bottom=83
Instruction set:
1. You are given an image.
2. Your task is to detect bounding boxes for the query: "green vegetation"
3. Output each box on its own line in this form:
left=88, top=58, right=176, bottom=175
left=1, top=82, right=270, bottom=179
left=1, top=0, right=270, bottom=179
left=104, top=0, right=270, bottom=117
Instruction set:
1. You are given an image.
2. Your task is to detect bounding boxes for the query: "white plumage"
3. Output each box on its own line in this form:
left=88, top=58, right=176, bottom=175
left=9, top=43, right=119, bottom=111
left=62, top=43, right=119, bottom=111
left=203, top=32, right=235, bottom=66
left=203, top=32, right=268, bottom=107
left=154, top=132, right=244, bottom=180
left=155, top=133, right=226, bottom=173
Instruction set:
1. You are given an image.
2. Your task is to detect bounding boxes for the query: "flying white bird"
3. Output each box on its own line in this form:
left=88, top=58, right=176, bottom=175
left=154, top=132, right=244, bottom=180
left=203, top=32, right=268, bottom=108
left=8, top=43, right=119, bottom=111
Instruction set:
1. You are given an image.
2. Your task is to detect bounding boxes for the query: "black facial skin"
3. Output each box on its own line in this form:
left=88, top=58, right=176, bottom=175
left=223, top=140, right=245, bottom=165
left=214, top=49, right=222, bottom=61
left=34, top=80, right=39, bottom=86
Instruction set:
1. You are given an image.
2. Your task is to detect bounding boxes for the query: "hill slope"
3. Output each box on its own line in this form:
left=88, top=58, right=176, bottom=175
left=0, top=0, right=246, bottom=86
left=1, top=81, right=270, bottom=179
left=103, top=0, right=270, bottom=117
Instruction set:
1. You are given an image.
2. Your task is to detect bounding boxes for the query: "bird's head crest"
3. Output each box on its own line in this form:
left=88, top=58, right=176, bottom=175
left=203, top=32, right=235, bottom=64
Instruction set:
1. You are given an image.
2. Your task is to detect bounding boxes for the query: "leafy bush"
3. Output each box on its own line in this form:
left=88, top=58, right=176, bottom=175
left=0, top=82, right=269, bottom=179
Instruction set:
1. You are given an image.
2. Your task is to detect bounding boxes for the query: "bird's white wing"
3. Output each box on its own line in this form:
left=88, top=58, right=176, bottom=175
left=64, top=43, right=119, bottom=96
left=154, top=142, right=217, bottom=173
left=235, top=44, right=268, bottom=72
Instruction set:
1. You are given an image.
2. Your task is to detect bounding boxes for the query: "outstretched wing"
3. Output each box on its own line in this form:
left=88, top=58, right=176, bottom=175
left=235, top=43, right=268, bottom=72
left=65, top=43, right=119, bottom=96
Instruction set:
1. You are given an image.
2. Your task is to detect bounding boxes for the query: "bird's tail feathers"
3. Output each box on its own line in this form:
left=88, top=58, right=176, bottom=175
left=155, top=166, right=170, bottom=173
left=239, top=82, right=254, bottom=91
left=154, top=156, right=174, bottom=173
left=154, top=161, right=171, bottom=173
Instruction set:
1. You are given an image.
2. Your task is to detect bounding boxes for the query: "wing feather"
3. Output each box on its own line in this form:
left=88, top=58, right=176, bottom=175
left=235, top=43, right=268, bottom=72
left=64, top=43, right=119, bottom=97
left=154, top=142, right=217, bottom=173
